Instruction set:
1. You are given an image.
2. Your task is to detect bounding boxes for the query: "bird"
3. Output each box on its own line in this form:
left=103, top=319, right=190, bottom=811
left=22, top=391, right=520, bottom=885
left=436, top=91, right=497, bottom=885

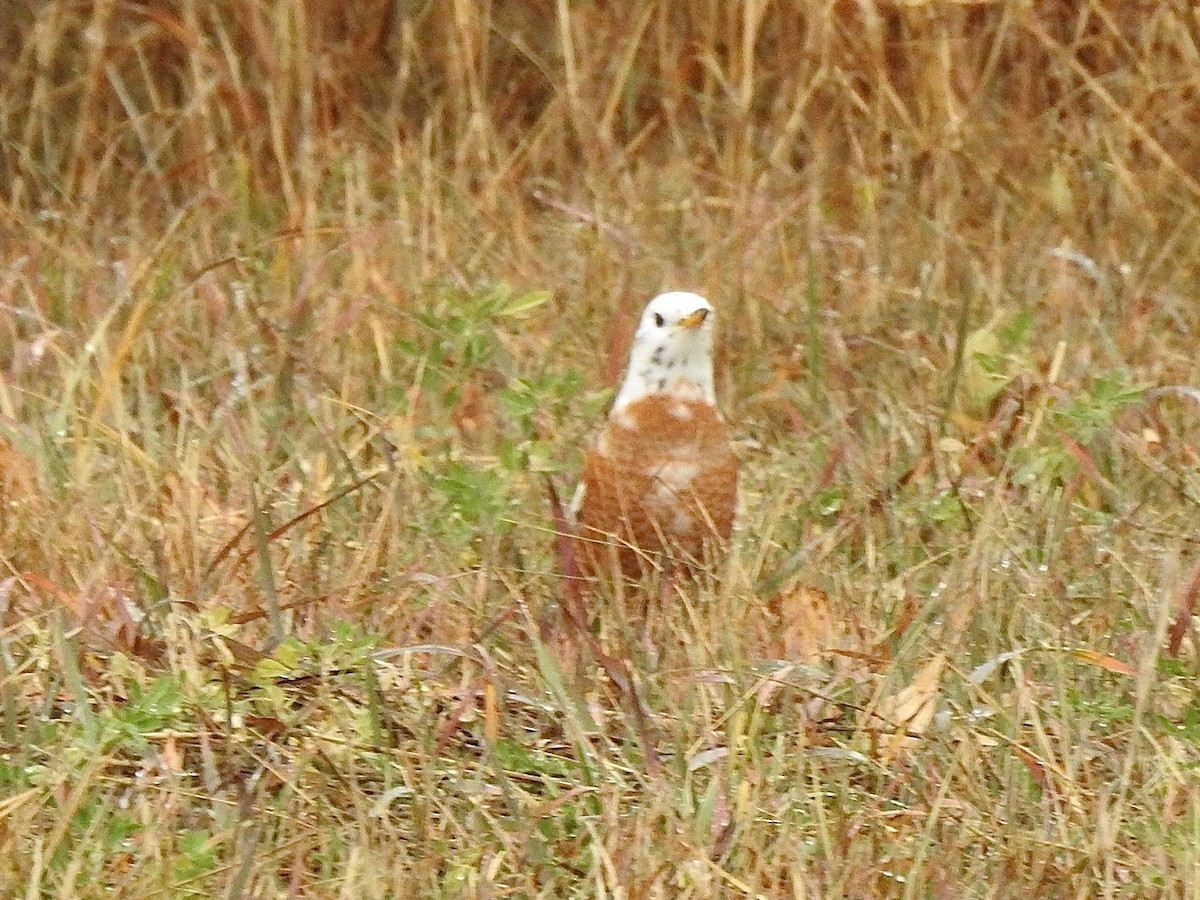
left=570, top=291, right=739, bottom=581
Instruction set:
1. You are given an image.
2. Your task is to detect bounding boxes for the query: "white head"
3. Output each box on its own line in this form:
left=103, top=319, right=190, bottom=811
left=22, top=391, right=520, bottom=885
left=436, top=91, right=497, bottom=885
left=611, top=291, right=717, bottom=413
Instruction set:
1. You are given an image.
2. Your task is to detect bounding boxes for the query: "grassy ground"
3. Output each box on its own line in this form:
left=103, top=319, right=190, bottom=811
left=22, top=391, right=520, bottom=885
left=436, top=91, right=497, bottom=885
left=3, top=1, right=1200, bottom=896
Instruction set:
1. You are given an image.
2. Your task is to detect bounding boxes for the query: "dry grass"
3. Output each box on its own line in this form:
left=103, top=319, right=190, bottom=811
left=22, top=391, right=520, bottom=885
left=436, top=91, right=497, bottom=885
left=3, top=0, right=1200, bottom=896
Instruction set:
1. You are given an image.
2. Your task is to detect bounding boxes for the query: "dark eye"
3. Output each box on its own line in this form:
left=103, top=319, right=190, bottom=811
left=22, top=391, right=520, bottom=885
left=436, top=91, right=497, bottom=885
left=653, top=313, right=665, bottom=327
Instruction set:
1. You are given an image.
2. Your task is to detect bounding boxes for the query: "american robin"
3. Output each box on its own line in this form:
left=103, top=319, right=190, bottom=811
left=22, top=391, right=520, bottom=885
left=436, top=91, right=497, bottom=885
left=570, top=292, right=739, bottom=579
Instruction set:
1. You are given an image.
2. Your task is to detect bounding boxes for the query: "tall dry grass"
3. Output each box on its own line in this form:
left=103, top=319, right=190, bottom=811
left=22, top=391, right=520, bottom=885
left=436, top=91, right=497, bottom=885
left=2, top=0, right=1200, bottom=896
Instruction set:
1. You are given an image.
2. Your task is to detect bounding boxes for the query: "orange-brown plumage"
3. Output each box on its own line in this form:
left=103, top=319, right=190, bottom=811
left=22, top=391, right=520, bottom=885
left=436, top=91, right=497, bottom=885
left=572, top=292, right=738, bottom=580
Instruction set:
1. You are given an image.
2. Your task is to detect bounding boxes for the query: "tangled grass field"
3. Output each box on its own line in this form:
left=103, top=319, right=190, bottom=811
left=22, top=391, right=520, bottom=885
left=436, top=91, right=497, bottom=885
left=2, top=1, right=1200, bottom=896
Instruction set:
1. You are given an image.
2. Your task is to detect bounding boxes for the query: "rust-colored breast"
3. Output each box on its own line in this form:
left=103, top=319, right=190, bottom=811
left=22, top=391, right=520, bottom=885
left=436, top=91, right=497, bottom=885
left=576, top=395, right=739, bottom=578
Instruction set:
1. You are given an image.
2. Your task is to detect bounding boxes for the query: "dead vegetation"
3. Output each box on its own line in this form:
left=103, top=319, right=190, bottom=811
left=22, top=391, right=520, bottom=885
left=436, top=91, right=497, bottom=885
left=2, top=0, right=1200, bottom=896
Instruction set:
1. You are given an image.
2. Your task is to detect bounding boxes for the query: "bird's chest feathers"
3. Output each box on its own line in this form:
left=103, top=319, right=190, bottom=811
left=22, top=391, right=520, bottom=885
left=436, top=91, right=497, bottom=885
left=584, top=394, right=736, bottom=544
left=602, top=395, right=728, bottom=461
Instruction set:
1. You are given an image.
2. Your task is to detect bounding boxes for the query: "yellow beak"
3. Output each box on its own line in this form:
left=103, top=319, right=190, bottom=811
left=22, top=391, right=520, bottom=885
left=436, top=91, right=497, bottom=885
left=676, top=308, right=710, bottom=330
